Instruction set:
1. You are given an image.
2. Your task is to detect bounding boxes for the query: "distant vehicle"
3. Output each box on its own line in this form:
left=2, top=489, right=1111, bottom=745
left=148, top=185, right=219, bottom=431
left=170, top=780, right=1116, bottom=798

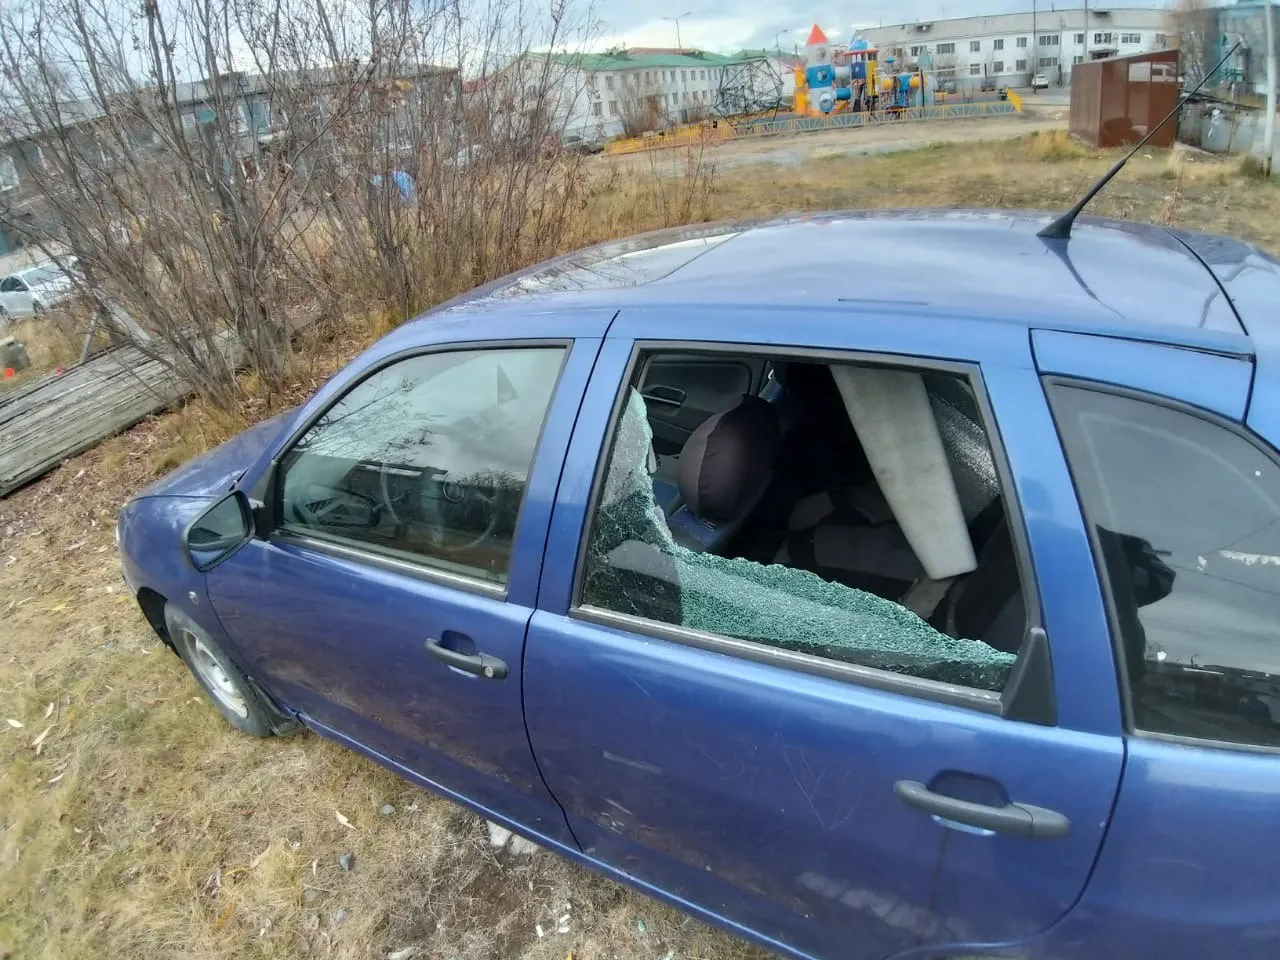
left=980, top=77, right=997, bottom=92
left=118, top=210, right=1280, bottom=960
left=562, top=135, right=604, bottom=155
left=0, top=259, right=78, bottom=322
left=1031, top=73, right=1050, bottom=90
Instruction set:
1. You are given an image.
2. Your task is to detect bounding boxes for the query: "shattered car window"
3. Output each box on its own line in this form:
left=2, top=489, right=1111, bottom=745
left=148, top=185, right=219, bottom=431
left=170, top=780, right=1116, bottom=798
left=580, top=389, right=1017, bottom=691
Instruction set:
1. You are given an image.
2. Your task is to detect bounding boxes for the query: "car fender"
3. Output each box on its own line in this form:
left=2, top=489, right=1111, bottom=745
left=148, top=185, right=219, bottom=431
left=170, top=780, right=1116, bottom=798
left=119, top=494, right=223, bottom=645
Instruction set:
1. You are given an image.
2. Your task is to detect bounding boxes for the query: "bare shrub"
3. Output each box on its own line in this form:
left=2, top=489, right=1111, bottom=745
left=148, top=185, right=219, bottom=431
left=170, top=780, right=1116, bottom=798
left=0, top=0, right=604, bottom=411
left=1167, top=0, right=1218, bottom=85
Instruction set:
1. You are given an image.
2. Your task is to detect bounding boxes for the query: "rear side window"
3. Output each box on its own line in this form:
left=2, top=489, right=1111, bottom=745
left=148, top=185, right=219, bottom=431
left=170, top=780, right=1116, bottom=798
left=1050, top=384, right=1280, bottom=749
left=577, top=349, right=1030, bottom=697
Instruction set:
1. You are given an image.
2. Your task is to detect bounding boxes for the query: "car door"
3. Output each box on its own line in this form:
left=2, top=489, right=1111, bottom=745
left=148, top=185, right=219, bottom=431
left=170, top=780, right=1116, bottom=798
left=206, top=320, right=608, bottom=846
left=1028, top=329, right=1280, bottom=960
left=0, top=276, right=29, bottom=317
left=522, top=306, right=1126, bottom=960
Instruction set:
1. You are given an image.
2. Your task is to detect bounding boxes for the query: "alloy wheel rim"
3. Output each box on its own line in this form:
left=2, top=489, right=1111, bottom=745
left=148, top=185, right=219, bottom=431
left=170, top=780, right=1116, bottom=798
left=184, top=630, right=248, bottom=718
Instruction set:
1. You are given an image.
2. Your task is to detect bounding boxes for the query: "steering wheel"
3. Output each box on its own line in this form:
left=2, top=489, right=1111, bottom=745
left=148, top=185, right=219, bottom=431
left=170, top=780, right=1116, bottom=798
left=378, top=462, right=504, bottom=555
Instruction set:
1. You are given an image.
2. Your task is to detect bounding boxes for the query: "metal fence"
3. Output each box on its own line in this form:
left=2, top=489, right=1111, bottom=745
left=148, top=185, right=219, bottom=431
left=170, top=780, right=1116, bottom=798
left=603, top=99, right=1021, bottom=155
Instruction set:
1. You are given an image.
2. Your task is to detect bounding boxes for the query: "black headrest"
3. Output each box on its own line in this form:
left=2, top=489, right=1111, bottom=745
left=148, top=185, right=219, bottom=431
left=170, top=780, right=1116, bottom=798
left=679, top=395, right=780, bottom=523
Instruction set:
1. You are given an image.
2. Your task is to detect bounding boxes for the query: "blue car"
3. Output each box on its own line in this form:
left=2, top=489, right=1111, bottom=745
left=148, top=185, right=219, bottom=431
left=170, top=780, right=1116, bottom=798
left=117, top=211, right=1280, bottom=960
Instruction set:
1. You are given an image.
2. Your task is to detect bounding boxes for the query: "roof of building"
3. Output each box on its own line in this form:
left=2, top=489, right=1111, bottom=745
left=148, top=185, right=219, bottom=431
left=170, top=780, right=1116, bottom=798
left=858, top=6, right=1169, bottom=44
left=733, top=49, right=803, bottom=66
left=445, top=210, right=1279, bottom=355
left=549, top=49, right=745, bottom=72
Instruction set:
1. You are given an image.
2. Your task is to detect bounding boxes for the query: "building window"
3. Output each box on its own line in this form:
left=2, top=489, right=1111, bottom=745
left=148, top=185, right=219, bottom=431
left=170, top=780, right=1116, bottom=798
left=935, top=42, right=955, bottom=54
left=605, top=75, right=614, bottom=90
left=1073, top=55, right=1084, bottom=65
left=1074, top=33, right=1085, bottom=44
left=591, top=101, right=601, bottom=116
left=608, top=100, right=617, bottom=115
left=1155, top=33, right=1168, bottom=47
left=969, top=63, right=982, bottom=75
left=992, top=61, right=1004, bottom=74
left=1121, top=33, right=1142, bottom=45
left=970, top=40, right=981, bottom=53
left=1017, top=36, right=1028, bottom=48
left=1038, top=56, right=1057, bottom=68
left=701, top=69, right=707, bottom=80
left=1095, top=32, right=1114, bottom=45
left=1039, top=34, right=1060, bottom=46
left=0, top=154, right=17, bottom=192
left=1016, top=59, right=1027, bottom=72
left=910, top=45, right=926, bottom=56
left=993, top=38, right=1004, bottom=50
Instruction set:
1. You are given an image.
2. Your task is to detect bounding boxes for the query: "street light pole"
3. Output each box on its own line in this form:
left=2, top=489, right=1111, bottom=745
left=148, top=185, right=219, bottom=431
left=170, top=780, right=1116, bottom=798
left=663, top=10, right=692, bottom=51
left=1265, top=0, right=1277, bottom=175
left=775, top=28, right=790, bottom=56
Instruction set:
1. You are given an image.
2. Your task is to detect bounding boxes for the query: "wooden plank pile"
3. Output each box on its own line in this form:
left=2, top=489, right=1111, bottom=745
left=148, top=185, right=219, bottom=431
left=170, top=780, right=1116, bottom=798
left=0, top=344, right=186, bottom=497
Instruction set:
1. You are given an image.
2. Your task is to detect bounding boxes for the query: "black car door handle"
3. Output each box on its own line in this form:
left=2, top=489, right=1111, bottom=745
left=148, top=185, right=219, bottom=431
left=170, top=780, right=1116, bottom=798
left=894, top=780, right=1070, bottom=839
left=425, top=638, right=508, bottom=680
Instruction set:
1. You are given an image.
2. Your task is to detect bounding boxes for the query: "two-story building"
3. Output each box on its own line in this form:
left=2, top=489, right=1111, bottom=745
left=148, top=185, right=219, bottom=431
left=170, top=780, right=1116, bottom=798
left=858, top=7, right=1172, bottom=90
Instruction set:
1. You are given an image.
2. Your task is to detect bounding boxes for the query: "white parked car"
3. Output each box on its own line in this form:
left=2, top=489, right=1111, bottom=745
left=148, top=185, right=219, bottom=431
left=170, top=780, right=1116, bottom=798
left=0, top=259, right=78, bottom=321
left=1031, top=74, right=1050, bottom=90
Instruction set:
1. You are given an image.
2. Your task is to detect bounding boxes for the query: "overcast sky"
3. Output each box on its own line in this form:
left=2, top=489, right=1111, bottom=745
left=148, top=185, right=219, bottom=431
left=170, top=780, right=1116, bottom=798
left=588, top=1, right=1173, bottom=53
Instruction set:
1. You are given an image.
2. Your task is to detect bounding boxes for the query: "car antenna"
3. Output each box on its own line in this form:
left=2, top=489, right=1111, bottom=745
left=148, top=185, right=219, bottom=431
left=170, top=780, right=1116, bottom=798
left=1038, top=41, right=1241, bottom=241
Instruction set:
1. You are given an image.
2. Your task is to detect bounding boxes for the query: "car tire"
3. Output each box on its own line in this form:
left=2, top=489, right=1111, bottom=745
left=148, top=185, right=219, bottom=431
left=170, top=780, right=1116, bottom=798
left=31, top=302, right=44, bottom=318
left=164, top=603, right=276, bottom=737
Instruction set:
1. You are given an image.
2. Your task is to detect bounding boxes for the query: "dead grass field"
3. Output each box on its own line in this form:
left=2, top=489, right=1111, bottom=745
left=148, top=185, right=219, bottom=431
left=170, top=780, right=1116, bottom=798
left=4, top=129, right=1280, bottom=960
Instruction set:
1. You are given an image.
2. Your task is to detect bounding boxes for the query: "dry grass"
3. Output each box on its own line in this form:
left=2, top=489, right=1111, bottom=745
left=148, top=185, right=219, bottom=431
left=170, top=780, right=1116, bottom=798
left=4, top=127, right=1280, bottom=960
left=0, top=315, right=83, bottom=395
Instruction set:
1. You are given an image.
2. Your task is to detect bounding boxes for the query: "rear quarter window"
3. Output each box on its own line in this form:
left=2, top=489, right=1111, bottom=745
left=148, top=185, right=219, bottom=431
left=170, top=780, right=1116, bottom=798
left=1049, top=383, right=1280, bottom=749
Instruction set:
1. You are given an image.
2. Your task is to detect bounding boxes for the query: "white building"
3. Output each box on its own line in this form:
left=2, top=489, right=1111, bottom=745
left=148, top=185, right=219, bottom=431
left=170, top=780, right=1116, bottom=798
left=489, top=49, right=792, bottom=143
left=857, top=6, right=1172, bottom=89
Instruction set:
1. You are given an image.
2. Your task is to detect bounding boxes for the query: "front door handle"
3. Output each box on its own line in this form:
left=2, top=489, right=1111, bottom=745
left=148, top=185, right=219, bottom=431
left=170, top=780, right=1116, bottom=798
left=894, top=780, right=1070, bottom=839
left=425, top=637, right=508, bottom=680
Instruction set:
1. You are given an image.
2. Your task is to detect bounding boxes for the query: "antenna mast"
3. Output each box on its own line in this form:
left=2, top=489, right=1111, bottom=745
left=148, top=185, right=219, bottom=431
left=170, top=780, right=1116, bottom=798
left=1038, top=41, right=1241, bottom=241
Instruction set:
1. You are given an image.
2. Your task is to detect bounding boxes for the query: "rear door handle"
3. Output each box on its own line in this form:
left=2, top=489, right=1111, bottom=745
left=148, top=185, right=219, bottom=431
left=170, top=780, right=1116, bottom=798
left=894, top=780, right=1070, bottom=839
left=642, top=385, right=687, bottom=407
left=425, top=637, right=508, bottom=679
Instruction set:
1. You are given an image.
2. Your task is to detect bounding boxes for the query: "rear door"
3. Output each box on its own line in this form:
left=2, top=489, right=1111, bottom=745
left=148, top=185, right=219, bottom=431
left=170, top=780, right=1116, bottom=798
left=523, top=306, right=1126, bottom=960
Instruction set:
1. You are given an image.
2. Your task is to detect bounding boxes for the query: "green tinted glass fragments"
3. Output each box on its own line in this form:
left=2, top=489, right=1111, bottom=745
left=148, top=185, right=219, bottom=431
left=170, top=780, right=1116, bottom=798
left=582, top=389, right=1016, bottom=691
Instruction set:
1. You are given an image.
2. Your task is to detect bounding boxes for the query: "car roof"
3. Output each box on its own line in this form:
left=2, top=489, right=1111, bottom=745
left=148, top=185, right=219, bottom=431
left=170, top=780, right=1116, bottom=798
left=443, top=209, right=1277, bottom=356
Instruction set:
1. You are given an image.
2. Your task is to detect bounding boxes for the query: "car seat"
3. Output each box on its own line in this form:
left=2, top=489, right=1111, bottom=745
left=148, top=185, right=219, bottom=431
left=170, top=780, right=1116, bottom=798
left=666, top=394, right=781, bottom=553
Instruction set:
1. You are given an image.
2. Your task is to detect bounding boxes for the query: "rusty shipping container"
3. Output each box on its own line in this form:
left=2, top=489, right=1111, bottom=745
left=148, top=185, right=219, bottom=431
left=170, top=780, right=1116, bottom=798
left=1070, top=49, right=1181, bottom=148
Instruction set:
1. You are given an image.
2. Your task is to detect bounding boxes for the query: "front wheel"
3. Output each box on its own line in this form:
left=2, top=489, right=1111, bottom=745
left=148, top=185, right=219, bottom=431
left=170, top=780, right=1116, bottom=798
left=164, top=603, right=277, bottom=736
left=31, top=302, right=45, bottom=318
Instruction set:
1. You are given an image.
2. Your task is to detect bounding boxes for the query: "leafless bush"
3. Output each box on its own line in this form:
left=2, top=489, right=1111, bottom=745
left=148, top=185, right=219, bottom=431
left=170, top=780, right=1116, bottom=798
left=1168, top=0, right=1218, bottom=85
left=617, top=84, right=664, bottom=137
left=0, top=0, right=604, bottom=410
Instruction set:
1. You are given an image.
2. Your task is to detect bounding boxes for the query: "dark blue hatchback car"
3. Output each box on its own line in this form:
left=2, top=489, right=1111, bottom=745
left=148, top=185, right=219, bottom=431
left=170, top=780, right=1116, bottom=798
left=118, top=211, right=1280, bottom=960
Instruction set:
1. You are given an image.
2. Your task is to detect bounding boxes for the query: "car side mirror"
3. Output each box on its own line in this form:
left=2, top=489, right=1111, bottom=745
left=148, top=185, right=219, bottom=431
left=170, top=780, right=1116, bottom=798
left=185, top=491, right=253, bottom=571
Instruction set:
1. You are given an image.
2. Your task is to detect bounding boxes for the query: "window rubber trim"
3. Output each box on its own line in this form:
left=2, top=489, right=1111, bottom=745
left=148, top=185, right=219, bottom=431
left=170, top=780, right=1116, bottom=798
left=568, top=339, right=1050, bottom=722
left=272, top=529, right=507, bottom=599
left=1042, top=373, right=1280, bottom=756
left=254, top=338, right=572, bottom=597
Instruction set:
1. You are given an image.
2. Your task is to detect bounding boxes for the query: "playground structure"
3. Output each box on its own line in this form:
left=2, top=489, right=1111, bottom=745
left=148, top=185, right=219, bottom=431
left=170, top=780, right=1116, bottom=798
left=794, top=24, right=936, bottom=118
left=602, top=23, right=1018, bottom=157
left=714, top=57, right=787, bottom=119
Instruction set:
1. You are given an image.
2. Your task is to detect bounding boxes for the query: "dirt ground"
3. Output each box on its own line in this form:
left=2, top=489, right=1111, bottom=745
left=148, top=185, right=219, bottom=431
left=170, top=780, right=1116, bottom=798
left=4, top=128, right=1280, bottom=960
left=615, top=111, right=1064, bottom=174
